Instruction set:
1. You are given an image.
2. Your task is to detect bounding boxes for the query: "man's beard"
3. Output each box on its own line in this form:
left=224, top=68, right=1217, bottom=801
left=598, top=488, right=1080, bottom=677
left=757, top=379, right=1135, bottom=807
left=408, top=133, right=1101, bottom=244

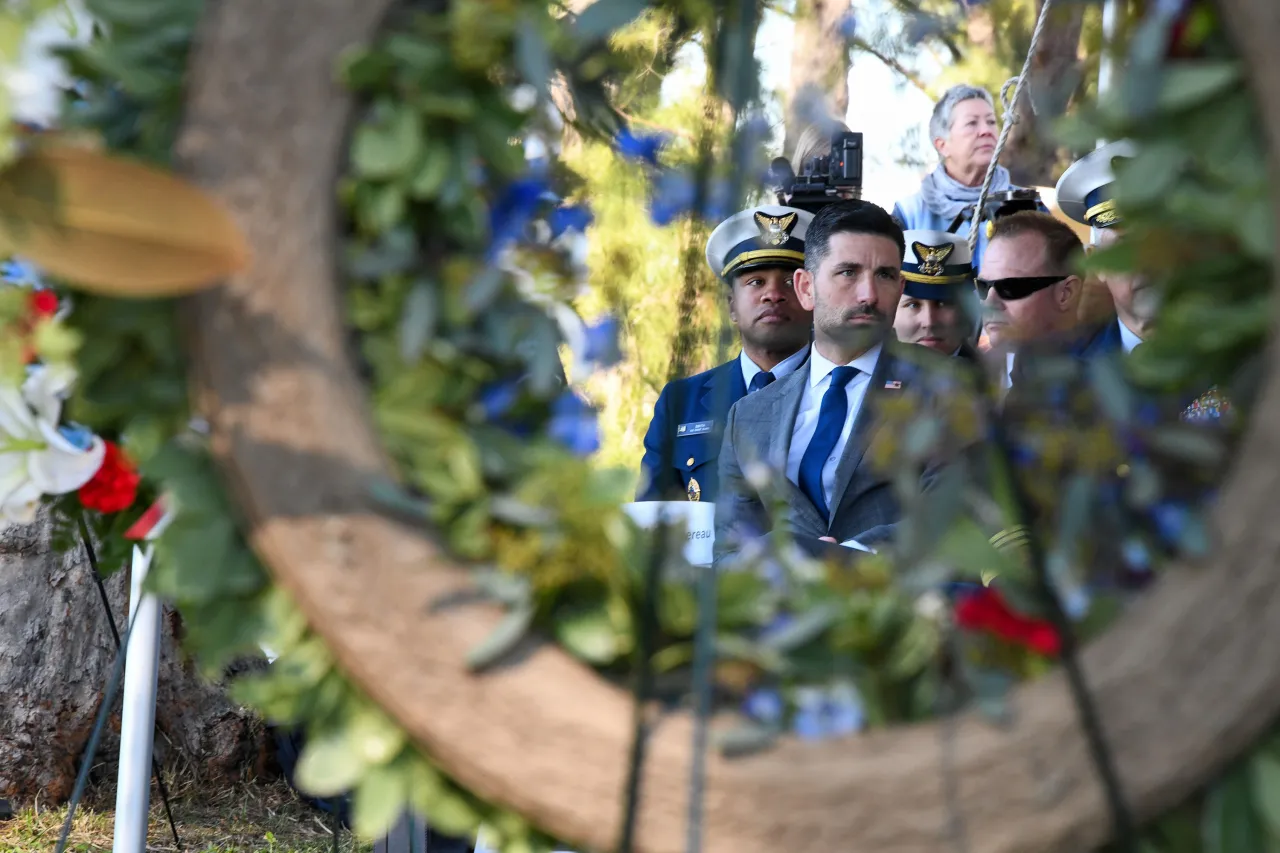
left=816, top=303, right=890, bottom=346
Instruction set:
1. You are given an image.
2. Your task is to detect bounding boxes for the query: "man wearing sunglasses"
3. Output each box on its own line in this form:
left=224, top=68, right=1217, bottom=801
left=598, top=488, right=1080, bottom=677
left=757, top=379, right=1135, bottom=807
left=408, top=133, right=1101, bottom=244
left=977, top=211, right=1086, bottom=388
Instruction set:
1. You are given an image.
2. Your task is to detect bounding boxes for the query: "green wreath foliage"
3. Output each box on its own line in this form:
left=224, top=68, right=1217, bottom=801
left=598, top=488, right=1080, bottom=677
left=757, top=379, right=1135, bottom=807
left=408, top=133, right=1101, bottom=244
left=39, top=0, right=1280, bottom=850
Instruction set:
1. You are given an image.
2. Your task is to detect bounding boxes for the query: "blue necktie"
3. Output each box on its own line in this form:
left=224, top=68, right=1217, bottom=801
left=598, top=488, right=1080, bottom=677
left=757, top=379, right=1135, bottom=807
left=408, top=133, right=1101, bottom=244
left=748, top=370, right=775, bottom=393
left=798, top=365, right=858, bottom=522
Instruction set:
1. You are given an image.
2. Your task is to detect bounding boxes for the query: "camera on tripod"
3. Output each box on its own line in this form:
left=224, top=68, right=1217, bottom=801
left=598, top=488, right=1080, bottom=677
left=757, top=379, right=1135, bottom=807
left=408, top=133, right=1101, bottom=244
left=768, top=131, right=864, bottom=215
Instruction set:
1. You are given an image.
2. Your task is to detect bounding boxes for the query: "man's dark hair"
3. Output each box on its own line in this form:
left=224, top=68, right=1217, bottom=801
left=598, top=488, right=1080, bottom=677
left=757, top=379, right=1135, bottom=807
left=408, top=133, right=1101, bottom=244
left=988, top=211, right=1084, bottom=276
left=803, top=200, right=906, bottom=274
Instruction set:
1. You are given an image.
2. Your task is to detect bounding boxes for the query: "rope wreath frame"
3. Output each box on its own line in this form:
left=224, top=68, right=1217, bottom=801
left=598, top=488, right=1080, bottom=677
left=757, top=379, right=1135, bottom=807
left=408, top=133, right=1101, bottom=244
left=171, top=0, right=1280, bottom=851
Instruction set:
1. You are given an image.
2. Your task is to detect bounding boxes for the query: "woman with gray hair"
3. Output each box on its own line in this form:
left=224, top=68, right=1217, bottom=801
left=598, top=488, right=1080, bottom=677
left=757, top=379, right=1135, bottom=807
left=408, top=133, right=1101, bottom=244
left=892, top=83, right=1019, bottom=269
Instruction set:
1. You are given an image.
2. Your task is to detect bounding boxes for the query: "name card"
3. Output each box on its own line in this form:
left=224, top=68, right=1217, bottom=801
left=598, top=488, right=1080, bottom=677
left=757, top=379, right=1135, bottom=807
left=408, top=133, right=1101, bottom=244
left=622, top=501, right=716, bottom=567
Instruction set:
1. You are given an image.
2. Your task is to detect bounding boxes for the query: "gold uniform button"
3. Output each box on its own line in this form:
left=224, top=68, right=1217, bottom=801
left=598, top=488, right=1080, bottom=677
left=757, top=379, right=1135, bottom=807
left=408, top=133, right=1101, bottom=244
left=686, top=457, right=695, bottom=466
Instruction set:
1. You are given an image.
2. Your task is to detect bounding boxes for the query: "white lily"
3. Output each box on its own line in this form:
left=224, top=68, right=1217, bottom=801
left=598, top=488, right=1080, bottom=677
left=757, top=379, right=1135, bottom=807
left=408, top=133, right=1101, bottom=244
left=0, top=364, right=103, bottom=526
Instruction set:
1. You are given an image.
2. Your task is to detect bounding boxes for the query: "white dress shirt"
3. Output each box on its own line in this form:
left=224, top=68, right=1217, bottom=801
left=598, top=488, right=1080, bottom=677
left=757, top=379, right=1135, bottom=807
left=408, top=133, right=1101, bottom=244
left=1118, top=320, right=1143, bottom=354
left=1001, top=351, right=1015, bottom=392
left=740, top=345, right=809, bottom=389
left=785, top=343, right=883, bottom=508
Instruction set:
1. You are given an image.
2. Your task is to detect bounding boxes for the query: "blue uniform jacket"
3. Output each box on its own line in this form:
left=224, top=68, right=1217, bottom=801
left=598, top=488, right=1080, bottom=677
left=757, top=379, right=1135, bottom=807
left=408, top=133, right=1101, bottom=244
left=637, top=359, right=749, bottom=503
left=1071, top=319, right=1124, bottom=359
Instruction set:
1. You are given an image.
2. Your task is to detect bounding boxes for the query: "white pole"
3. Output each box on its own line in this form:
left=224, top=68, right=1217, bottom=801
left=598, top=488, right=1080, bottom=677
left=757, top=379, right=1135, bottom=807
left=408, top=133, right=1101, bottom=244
left=112, top=508, right=174, bottom=853
left=1097, top=0, right=1121, bottom=149
left=111, top=544, right=161, bottom=853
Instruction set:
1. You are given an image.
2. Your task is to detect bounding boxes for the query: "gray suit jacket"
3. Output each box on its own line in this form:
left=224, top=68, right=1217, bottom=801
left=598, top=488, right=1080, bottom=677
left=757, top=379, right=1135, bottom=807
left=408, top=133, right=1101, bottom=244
left=714, top=340, right=953, bottom=563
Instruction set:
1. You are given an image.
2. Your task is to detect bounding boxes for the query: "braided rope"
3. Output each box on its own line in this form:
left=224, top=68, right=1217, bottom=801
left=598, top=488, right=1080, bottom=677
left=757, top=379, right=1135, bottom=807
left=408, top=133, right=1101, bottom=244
left=967, top=0, right=1058, bottom=254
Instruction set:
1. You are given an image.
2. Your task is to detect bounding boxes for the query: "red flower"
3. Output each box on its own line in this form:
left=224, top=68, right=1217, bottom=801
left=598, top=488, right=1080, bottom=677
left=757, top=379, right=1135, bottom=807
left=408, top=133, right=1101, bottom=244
left=79, top=441, right=141, bottom=514
left=954, top=587, right=1060, bottom=657
left=29, top=289, right=57, bottom=318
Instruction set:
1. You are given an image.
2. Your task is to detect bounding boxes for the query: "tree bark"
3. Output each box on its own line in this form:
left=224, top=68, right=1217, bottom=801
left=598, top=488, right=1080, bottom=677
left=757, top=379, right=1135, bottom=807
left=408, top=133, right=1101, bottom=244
left=0, top=509, right=266, bottom=801
left=784, top=0, right=852, bottom=155
left=1001, top=0, right=1087, bottom=186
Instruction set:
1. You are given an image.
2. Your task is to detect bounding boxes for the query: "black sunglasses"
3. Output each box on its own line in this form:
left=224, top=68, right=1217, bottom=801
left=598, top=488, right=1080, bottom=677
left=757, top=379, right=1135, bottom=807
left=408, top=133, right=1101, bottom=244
left=975, top=275, right=1066, bottom=301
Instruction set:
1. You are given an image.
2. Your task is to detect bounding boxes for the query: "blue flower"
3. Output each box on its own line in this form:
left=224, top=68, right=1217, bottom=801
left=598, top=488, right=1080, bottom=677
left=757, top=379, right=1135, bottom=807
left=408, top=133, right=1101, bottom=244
left=742, top=688, right=784, bottom=725
left=548, top=204, right=593, bottom=239
left=792, top=706, right=827, bottom=740
left=756, top=613, right=794, bottom=644
left=838, top=12, right=857, bottom=39
left=941, top=580, right=985, bottom=601
left=478, top=381, right=521, bottom=421
left=613, top=127, right=668, bottom=166
left=1, top=258, right=41, bottom=287
left=582, top=315, right=621, bottom=367
left=1150, top=501, right=1190, bottom=545
left=649, top=171, right=731, bottom=227
left=1121, top=537, right=1151, bottom=571
left=1059, top=586, right=1091, bottom=622
left=547, top=392, right=599, bottom=455
left=649, top=171, right=695, bottom=226
left=789, top=685, right=864, bottom=740
left=58, top=423, right=95, bottom=452
left=824, top=684, right=865, bottom=735
left=488, top=178, right=548, bottom=256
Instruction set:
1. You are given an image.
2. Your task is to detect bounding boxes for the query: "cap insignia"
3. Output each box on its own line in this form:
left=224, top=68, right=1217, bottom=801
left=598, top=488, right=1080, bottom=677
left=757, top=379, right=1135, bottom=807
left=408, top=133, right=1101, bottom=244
left=753, top=211, right=798, bottom=247
left=913, top=241, right=955, bottom=277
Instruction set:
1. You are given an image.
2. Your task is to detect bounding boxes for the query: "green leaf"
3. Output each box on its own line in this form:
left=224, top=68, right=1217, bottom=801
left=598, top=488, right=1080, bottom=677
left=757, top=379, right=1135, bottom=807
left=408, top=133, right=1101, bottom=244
left=399, top=280, right=437, bottom=363
left=466, top=601, right=535, bottom=672
left=347, top=705, right=408, bottom=766
left=352, top=103, right=423, bottom=179
left=1203, top=766, right=1265, bottom=853
left=716, top=569, right=770, bottom=628
left=1249, top=749, right=1280, bottom=840
left=409, top=145, right=452, bottom=200
left=1158, top=62, right=1241, bottom=112
left=470, top=568, right=533, bottom=607
left=554, top=603, right=622, bottom=664
left=715, top=635, right=788, bottom=674
left=295, top=729, right=368, bottom=798
left=572, top=0, right=649, bottom=41
left=352, top=759, right=411, bottom=839
left=337, top=45, right=396, bottom=90
left=424, top=789, right=482, bottom=837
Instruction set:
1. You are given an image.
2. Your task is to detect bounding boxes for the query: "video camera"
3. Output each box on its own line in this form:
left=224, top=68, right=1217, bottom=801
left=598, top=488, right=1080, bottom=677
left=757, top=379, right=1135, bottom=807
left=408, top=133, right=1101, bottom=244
left=768, top=131, right=864, bottom=215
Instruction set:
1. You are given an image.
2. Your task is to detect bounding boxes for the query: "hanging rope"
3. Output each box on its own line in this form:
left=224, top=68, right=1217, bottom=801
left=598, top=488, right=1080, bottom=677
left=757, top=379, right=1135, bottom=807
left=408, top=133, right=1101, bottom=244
left=967, top=0, right=1058, bottom=255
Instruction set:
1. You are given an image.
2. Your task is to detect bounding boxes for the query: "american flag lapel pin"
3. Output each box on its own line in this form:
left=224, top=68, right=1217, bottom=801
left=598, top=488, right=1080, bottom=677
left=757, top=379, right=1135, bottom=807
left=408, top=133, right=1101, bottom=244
left=884, top=380, right=902, bottom=390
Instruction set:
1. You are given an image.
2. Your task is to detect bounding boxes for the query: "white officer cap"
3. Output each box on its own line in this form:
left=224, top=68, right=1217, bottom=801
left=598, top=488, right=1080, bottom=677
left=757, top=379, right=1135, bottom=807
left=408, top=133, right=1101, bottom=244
left=705, top=205, right=814, bottom=282
left=1056, top=140, right=1138, bottom=230
left=902, top=229, right=973, bottom=303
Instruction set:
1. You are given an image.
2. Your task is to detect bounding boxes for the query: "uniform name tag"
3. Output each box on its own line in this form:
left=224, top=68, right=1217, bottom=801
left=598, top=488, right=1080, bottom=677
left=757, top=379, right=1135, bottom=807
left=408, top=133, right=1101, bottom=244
left=676, top=420, right=714, bottom=436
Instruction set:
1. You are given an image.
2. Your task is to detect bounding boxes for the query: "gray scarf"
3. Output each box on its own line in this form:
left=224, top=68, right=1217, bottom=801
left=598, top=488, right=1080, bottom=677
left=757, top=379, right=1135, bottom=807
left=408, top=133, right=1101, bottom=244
left=919, top=162, right=1013, bottom=223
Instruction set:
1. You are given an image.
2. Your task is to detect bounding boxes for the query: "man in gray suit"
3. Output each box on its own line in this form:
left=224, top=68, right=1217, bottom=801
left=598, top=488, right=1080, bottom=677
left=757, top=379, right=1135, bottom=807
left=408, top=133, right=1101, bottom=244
left=715, top=200, right=957, bottom=562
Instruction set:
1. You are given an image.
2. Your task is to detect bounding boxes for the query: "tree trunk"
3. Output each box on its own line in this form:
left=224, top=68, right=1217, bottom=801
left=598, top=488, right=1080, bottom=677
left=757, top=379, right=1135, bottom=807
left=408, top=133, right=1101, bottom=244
left=784, top=0, right=852, bottom=155
left=0, top=509, right=267, bottom=802
left=1001, top=0, right=1087, bottom=186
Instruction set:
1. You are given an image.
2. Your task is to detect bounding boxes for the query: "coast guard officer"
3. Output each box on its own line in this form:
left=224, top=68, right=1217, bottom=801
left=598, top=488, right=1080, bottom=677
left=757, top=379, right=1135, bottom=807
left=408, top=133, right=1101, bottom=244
left=1057, top=140, right=1232, bottom=423
left=637, top=205, right=814, bottom=503
left=894, top=229, right=979, bottom=360
left=1056, top=140, right=1146, bottom=357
